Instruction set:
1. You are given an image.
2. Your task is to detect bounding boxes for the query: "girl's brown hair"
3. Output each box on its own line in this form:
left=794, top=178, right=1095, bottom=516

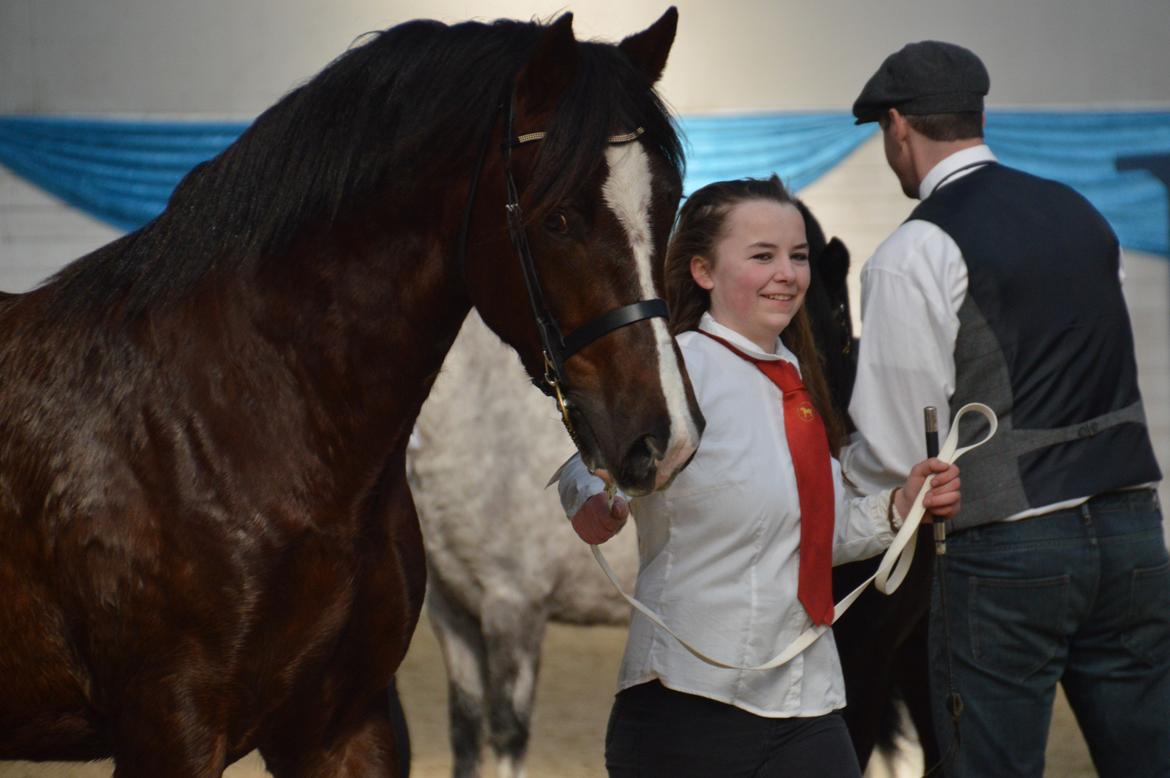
left=663, top=175, right=845, bottom=454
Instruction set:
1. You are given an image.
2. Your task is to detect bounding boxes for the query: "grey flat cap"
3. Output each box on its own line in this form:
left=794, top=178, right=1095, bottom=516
left=852, top=40, right=989, bottom=125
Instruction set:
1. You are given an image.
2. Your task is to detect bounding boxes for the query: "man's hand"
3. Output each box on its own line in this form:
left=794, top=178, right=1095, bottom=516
left=570, top=492, right=630, bottom=545
left=896, top=458, right=961, bottom=520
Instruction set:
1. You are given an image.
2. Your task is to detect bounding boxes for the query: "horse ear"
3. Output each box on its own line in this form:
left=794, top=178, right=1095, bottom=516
left=794, top=198, right=827, bottom=256
left=618, top=7, right=678, bottom=84
left=515, top=13, right=580, bottom=114
left=820, top=237, right=852, bottom=288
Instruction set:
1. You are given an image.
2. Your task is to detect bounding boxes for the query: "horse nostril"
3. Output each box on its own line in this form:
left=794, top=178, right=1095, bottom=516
left=641, top=432, right=667, bottom=462
left=624, top=436, right=655, bottom=471
left=616, top=431, right=668, bottom=495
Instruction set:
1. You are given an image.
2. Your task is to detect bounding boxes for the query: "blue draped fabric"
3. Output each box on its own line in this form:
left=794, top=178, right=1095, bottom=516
left=0, top=115, right=244, bottom=230
left=677, top=113, right=874, bottom=196
left=1, top=111, right=1168, bottom=257
left=985, top=112, right=1170, bottom=257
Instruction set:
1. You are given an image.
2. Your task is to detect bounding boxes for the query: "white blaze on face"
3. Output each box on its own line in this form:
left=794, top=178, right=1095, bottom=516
left=601, top=142, right=700, bottom=486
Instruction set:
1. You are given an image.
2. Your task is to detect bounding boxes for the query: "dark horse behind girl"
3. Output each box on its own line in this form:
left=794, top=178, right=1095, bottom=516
left=799, top=205, right=941, bottom=772
left=797, top=202, right=942, bottom=772
left=791, top=202, right=941, bottom=773
left=0, top=10, right=706, bottom=775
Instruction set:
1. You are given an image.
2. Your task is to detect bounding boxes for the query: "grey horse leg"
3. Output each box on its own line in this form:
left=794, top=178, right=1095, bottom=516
left=481, top=594, right=548, bottom=778
left=427, top=574, right=489, bottom=778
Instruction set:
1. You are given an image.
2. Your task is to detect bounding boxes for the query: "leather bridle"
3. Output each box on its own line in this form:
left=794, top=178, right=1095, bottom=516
left=457, top=82, right=670, bottom=441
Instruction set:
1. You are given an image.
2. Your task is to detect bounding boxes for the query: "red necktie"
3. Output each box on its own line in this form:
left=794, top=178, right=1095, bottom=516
left=699, top=331, right=835, bottom=625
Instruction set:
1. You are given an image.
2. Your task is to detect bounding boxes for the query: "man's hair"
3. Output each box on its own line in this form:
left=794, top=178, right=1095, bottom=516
left=905, top=111, right=984, bottom=141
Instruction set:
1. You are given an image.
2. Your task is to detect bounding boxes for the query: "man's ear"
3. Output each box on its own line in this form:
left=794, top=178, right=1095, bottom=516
left=886, top=108, right=908, bottom=141
left=690, top=256, right=714, bottom=290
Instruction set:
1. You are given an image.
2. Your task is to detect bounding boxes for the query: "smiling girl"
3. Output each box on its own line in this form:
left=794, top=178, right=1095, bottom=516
left=558, top=176, right=961, bottom=777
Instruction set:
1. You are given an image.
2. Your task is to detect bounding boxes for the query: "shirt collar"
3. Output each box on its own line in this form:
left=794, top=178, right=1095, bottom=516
left=918, top=144, right=998, bottom=200
left=698, top=312, right=800, bottom=366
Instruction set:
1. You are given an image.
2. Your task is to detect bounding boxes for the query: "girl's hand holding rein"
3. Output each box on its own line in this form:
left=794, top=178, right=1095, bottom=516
left=571, top=492, right=630, bottom=545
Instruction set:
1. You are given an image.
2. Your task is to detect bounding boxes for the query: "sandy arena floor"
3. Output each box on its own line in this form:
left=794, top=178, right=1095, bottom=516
left=0, top=612, right=1096, bottom=777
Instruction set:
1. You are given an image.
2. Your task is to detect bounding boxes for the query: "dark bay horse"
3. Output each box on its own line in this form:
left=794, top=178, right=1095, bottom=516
left=835, top=500, right=940, bottom=767
left=799, top=205, right=940, bottom=771
left=777, top=201, right=937, bottom=770
left=795, top=201, right=855, bottom=415
left=0, top=10, right=704, bottom=775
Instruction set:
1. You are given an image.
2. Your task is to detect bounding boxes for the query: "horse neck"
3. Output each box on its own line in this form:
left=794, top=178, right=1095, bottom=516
left=229, top=218, right=472, bottom=481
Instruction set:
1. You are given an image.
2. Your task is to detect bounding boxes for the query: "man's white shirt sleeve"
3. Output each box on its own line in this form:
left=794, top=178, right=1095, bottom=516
left=840, top=220, right=968, bottom=496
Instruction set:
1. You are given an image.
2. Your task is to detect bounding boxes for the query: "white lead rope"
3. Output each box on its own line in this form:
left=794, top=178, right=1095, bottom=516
left=589, top=402, right=999, bottom=671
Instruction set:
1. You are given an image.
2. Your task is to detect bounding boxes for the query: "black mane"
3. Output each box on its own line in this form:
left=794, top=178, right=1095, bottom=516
left=41, top=17, right=683, bottom=321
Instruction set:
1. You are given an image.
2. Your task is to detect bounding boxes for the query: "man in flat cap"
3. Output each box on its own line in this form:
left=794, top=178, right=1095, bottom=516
left=840, top=41, right=1169, bottom=777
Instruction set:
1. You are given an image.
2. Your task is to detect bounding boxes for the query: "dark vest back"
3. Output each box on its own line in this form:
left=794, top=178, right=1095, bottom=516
left=910, top=163, right=1161, bottom=530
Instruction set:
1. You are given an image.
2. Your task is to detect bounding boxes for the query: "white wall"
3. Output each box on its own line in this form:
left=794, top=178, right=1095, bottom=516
left=0, top=171, right=119, bottom=291
left=3, top=0, right=1170, bottom=117
left=4, top=0, right=1169, bottom=275
left=4, top=0, right=1169, bottom=276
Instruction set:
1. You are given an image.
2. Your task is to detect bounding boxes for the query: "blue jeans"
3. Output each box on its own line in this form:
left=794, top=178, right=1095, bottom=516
left=930, top=489, right=1170, bottom=778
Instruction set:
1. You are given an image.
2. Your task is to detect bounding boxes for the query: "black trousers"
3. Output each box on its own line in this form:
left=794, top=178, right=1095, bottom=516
left=605, top=680, right=862, bottom=777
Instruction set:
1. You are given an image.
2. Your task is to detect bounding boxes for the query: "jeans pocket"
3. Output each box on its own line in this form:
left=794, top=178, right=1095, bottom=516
left=969, top=574, right=1069, bottom=682
left=1121, top=560, right=1170, bottom=667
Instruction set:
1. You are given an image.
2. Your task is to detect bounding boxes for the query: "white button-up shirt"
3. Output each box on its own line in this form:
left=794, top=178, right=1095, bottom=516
left=558, top=313, right=895, bottom=717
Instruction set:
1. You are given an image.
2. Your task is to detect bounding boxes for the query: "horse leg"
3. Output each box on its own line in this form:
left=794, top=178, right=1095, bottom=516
left=882, top=533, right=938, bottom=767
left=481, top=593, right=547, bottom=778
left=109, top=678, right=228, bottom=778
left=264, top=469, right=423, bottom=778
left=427, top=573, right=490, bottom=778
left=836, top=592, right=899, bottom=770
left=834, top=557, right=903, bottom=769
left=259, top=601, right=416, bottom=777
left=895, top=614, right=941, bottom=768
left=261, top=697, right=399, bottom=778
left=385, top=678, right=412, bottom=777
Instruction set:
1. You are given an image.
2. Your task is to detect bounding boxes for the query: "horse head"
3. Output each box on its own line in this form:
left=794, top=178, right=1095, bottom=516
left=464, top=10, right=704, bottom=496
left=796, top=200, right=857, bottom=423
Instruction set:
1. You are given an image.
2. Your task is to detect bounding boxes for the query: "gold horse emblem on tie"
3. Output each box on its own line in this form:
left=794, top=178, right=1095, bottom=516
left=798, top=402, right=816, bottom=422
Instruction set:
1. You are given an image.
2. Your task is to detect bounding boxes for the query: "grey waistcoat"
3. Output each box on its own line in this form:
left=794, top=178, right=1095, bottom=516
left=909, top=163, right=1161, bottom=531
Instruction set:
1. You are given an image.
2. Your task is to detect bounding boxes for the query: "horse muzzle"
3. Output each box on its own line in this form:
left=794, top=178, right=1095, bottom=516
left=603, top=412, right=703, bottom=497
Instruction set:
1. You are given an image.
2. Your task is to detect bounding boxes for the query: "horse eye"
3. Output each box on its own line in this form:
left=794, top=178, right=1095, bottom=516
left=544, top=211, right=569, bottom=234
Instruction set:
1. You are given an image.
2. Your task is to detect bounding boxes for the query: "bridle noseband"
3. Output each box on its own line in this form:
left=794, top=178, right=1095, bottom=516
left=457, top=83, right=670, bottom=442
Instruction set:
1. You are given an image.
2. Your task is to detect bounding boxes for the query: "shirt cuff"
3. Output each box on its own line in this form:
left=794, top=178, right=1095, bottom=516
left=886, top=489, right=905, bottom=531
left=865, top=488, right=899, bottom=545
